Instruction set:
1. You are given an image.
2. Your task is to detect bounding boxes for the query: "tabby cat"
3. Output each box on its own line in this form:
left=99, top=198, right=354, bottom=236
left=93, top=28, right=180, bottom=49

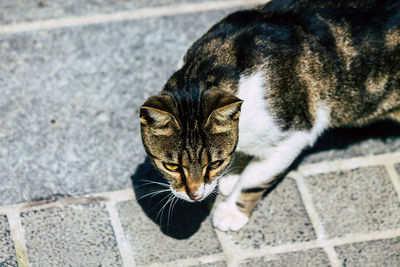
left=139, top=0, right=400, bottom=231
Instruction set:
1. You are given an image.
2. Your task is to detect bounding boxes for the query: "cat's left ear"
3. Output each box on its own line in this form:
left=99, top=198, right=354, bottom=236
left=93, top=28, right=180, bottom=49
left=204, top=89, right=243, bottom=133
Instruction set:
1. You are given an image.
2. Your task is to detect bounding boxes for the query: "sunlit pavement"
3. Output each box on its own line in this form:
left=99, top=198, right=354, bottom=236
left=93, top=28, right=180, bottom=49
left=0, top=1, right=399, bottom=266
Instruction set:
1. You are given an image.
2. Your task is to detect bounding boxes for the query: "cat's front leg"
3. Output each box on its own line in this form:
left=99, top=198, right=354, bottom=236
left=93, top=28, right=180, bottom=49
left=219, top=174, right=240, bottom=196
left=218, top=152, right=251, bottom=196
left=213, top=132, right=311, bottom=231
left=213, top=158, right=277, bottom=232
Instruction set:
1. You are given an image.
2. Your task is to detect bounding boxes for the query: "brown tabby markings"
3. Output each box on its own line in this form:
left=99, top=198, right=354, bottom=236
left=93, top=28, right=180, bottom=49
left=365, top=74, right=389, bottom=94
left=322, top=18, right=358, bottom=71
left=385, top=29, right=400, bottom=50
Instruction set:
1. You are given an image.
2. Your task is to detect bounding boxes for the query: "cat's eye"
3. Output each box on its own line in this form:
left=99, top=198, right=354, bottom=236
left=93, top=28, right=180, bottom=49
left=163, top=163, right=180, bottom=172
left=208, top=160, right=223, bottom=170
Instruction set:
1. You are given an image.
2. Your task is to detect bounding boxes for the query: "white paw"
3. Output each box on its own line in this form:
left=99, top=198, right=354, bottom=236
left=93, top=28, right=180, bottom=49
left=212, top=201, right=249, bottom=231
left=219, top=174, right=240, bottom=196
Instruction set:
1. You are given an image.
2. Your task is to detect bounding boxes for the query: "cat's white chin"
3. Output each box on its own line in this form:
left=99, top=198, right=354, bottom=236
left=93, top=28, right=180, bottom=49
left=170, top=180, right=218, bottom=202
left=171, top=189, right=196, bottom=202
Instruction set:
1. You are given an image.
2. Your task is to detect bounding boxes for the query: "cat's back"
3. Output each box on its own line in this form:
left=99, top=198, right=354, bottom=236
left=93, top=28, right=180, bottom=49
left=293, top=0, right=400, bottom=127
left=176, top=0, right=400, bottom=130
left=234, top=0, right=400, bottom=128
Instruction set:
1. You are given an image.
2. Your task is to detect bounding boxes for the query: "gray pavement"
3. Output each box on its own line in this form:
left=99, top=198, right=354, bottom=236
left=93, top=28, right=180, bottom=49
left=0, top=1, right=399, bottom=266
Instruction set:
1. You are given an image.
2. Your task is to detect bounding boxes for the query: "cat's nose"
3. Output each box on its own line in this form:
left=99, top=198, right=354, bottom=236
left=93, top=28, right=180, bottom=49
left=188, top=192, right=204, bottom=200
left=187, top=183, right=204, bottom=200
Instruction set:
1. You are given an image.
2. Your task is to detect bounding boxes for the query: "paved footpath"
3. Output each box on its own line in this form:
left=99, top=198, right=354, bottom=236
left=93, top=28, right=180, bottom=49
left=0, top=1, right=399, bottom=266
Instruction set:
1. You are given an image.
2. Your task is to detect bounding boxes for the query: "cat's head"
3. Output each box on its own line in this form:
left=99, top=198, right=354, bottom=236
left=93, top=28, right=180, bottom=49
left=139, top=88, right=242, bottom=202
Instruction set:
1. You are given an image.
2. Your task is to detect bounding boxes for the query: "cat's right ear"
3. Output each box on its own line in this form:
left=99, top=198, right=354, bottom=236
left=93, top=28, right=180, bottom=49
left=139, top=95, right=181, bottom=135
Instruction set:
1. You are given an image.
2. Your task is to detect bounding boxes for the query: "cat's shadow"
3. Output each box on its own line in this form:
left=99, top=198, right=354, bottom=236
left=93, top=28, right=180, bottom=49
left=131, top=120, right=400, bottom=239
left=297, top=119, right=400, bottom=163
left=130, top=158, right=216, bottom=240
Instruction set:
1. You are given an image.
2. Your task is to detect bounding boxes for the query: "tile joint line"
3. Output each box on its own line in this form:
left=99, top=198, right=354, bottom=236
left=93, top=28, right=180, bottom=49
left=214, top=229, right=239, bottom=267
left=106, top=202, right=137, bottom=267
left=383, top=163, right=400, bottom=201
left=6, top=208, right=30, bottom=267
left=147, top=253, right=226, bottom=267
left=230, top=227, right=400, bottom=263
left=297, top=152, right=400, bottom=176
left=291, top=171, right=341, bottom=267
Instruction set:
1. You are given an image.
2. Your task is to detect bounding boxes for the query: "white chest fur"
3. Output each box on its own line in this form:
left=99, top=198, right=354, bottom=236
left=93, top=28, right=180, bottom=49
left=235, top=70, right=330, bottom=158
left=236, top=71, right=285, bottom=157
left=214, top=70, right=330, bottom=232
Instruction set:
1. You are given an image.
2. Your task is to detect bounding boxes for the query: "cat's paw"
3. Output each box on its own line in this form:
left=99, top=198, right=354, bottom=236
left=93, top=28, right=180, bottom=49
left=212, top=201, right=249, bottom=231
left=218, top=174, right=240, bottom=196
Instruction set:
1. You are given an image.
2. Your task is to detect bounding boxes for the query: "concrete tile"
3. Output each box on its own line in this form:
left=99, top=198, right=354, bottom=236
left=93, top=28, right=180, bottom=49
left=228, top=177, right=316, bottom=250
left=335, top=237, right=400, bottom=267
left=300, top=121, right=400, bottom=164
left=20, top=203, right=122, bottom=266
left=0, top=9, right=232, bottom=205
left=304, top=166, right=400, bottom=238
left=0, top=0, right=237, bottom=24
left=240, top=248, right=330, bottom=266
left=117, top=199, right=223, bottom=266
left=0, top=215, right=17, bottom=266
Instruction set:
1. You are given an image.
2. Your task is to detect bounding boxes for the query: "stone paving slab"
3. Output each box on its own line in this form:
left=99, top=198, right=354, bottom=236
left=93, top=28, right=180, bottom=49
left=335, top=237, right=400, bottom=267
left=0, top=154, right=397, bottom=267
left=0, top=215, right=17, bottom=267
left=240, top=248, right=330, bottom=266
left=20, top=203, right=122, bottom=267
left=0, top=0, right=239, bottom=24
left=0, top=9, right=232, bottom=206
left=303, top=166, right=400, bottom=238
left=117, top=199, right=223, bottom=266
left=227, top=177, right=316, bottom=250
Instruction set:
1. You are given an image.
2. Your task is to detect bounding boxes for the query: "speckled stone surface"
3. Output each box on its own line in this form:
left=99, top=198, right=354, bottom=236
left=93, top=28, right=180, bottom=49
left=20, top=203, right=122, bottom=266
left=0, top=215, right=17, bottom=267
left=117, top=200, right=223, bottom=266
left=0, top=9, right=232, bottom=206
left=304, top=166, right=400, bottom=238
left=240, top=248, right=330, bottom=266
left=396, top=163, right=400, bottom=176
left=227, top=177, right=316, bottom=250
left=335, top=237, right=400, bottom=267
left=0, top=0, right=238, bottom=24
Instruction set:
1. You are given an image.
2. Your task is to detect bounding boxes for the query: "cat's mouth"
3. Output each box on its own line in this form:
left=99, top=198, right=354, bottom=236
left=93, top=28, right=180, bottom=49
left=171, top=190, right=202, bottom=202
left=170, top=180, right=218, bottom=202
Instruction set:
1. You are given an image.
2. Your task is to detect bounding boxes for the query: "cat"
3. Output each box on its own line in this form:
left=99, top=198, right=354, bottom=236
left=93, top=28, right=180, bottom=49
left=139, top=0, right=400, bottom=231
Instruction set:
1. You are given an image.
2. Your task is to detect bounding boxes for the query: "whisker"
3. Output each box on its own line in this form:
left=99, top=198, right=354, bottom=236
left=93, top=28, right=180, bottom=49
left=135, top=188, right=171, bottom=202
left=149, top=192, right=173, bottom=215
left=221, top=166, right=242, bottom=176
left=134, top=180, right=170, bottom=189
left=167, top=196, right=179, bottom=232
left=156, top=194, right=174, bottom=224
